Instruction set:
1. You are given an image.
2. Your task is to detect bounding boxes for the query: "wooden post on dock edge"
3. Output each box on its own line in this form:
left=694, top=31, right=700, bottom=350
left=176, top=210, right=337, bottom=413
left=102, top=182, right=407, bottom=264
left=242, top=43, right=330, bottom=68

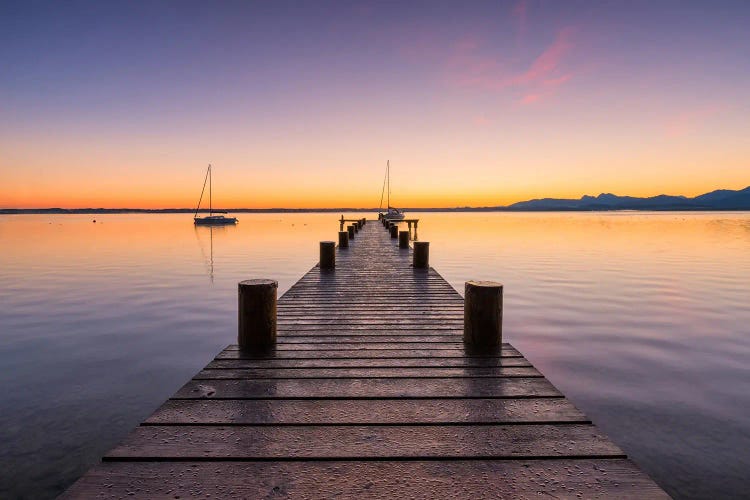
left=347, top=225, right=355, bottom=239
left=399, top=230, right=409, bottom=248
left=354, top=222, right=359, bottom=233
left=238, top=279, right=277, bottom=349
left=390, top=224, right=398, bottom=238
left=320, top=241, right=335, bottom=269
left=463, top=281, right=503, bottom=351
left=413, top=241, right=429, bottom=268
left=338, top=231, right=349, bottom=249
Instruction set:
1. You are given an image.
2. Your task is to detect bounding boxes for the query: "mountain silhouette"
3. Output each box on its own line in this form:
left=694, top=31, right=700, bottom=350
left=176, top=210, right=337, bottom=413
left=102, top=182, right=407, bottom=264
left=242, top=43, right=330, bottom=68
left=507, top=186, right=750, bottom=211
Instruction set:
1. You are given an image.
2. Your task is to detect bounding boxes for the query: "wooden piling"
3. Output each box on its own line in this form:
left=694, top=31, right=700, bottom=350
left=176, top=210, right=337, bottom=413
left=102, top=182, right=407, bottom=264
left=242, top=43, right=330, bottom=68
left=338, top=231, right=349, bottom=249
left=347, top=225, right=355, bottom=239
left=390, top=224, right=398, bottom=238
left=413, top=241, right=429, bottom=268
left=237, top=279, right=277, bottom=349
left=398, top=230, right=409, bottom=248
left=320, top=241, right=336, bottom=269
left=463, top=280, right=503, bottom=351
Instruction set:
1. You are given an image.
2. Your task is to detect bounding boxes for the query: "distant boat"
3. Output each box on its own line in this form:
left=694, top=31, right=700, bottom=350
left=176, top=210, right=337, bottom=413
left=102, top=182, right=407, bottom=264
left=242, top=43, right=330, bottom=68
left=378, top=160, right=405, bottom=220
left=193, top=164, right=238, bottom=225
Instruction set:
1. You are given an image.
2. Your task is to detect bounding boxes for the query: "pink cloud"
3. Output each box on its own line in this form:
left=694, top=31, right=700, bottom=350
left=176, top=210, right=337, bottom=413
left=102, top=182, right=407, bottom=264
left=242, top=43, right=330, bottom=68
left=445, top=27, right=576, bottom=104
left=665, top=104, right=725, bottom=138
left=520, top=93, right=541, bottom=104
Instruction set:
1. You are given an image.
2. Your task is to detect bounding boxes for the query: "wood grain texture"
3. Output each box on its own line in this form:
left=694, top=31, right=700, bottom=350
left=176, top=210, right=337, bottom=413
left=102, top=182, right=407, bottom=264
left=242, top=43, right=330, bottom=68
left=144, top=398, right=587, bottom=425
left=105, top=424, right=624, bottom=459
left=60, top=460, right=670, bottom=500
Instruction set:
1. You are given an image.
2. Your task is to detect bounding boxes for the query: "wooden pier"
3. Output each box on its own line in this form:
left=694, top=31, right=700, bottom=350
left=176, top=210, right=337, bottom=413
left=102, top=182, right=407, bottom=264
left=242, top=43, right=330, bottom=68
left=62, top=219, right=667, bottom=498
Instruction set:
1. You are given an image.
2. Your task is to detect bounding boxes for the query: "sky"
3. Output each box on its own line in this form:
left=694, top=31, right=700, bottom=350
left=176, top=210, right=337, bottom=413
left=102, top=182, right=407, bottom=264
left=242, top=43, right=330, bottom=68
left=1, top=0, right=749, bottom=209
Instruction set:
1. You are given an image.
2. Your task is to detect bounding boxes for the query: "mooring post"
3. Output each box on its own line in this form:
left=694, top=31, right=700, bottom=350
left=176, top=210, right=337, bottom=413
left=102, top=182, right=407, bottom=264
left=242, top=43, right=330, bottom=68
left=413, top=220, right=419, bottom=241
left=238, top=279, right=277, bottom=349
left=390, top=224, right=398, bottom=238
left=413, top=241, right=429, bottom=268
left=347, top=225, right=355, bottom=239
left=339, top=215, right=345, bottom=231
left=320, top=241, right=335, bottom=269
left=463, top=281, right=503, bottom=351
left=361, top=218, right=366, bottom=226
left=399, top=230, right=409, bottom=248
left=338, top=230, right=349, bottom=249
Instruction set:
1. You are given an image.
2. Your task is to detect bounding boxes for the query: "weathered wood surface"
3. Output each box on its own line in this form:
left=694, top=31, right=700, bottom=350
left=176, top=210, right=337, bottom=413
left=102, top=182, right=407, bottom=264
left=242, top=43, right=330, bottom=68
left=62, top=219, right=668, bottom=499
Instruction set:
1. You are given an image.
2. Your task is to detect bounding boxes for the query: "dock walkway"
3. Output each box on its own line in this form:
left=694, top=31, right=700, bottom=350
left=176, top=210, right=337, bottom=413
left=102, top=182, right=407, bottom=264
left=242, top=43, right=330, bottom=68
left=62, top=220, right=667, bottom=498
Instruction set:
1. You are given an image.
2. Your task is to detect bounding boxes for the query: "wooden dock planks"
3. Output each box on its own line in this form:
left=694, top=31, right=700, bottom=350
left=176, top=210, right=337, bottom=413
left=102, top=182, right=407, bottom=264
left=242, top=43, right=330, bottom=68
left=61, top=219, right=668, bottom=499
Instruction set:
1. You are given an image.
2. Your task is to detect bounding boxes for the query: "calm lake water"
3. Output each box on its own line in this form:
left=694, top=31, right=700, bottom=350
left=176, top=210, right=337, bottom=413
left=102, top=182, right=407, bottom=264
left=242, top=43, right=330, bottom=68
left=1, top=212, right=749, bottom=499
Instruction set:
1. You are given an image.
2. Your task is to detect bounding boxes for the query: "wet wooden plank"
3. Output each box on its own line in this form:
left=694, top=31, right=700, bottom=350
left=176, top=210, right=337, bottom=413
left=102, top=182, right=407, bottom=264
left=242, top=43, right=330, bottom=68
left=223, top=343, right=514, bottom=351
left=105, top=424, right=623, bottom=460
left=215, top=348, right=522, bottom=359
left=275, top=335, right=465, bottom=343
left=174, top=377, right=561, bottom=399
left=60, top=459, right=669, bottom=500
left=207, top=357, right=534, bottom=369
left=224, top=342, right=482, bottom=351
left=144, top=398, right=587, bottom=425
left=195, top=366, right=543, bottom=379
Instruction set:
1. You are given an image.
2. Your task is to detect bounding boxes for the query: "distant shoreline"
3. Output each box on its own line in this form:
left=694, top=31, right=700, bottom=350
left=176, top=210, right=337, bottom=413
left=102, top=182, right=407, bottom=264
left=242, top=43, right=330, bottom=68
left=2, top=207, right=750, bottom=215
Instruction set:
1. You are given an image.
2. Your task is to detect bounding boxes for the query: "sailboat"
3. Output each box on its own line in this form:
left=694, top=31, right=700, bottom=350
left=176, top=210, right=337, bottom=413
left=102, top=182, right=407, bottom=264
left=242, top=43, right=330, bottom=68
left=379, top=160, right=405, bottom=220
left=193, top=164, right=238, bottom=225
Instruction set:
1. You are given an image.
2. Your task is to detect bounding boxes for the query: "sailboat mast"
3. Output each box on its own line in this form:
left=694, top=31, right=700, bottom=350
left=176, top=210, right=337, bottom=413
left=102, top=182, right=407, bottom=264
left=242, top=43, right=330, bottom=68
left=387, top=160, right=390, bottom=209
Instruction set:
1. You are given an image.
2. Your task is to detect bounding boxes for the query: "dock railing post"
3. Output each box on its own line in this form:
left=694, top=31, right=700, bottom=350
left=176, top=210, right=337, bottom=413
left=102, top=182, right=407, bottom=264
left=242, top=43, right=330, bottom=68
left=238, top=279, right=277, bottom=349
left=347, top=225, right=355, bottom=239
left=320, top=241, right=335, bottom=269
left=463, top=281, right=503, bottom=351
left=338, top=230, right=349, bottom=248
left=399, top=230, right=409, bottom=248
left=390, top=224, right=398, bottom=238
left=413, top=241, right=429, bottom=268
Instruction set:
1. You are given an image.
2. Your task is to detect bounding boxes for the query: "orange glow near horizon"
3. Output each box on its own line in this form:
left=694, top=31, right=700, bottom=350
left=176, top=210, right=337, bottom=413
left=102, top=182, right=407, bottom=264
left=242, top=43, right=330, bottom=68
left=2, top=157, right=748, bottom=209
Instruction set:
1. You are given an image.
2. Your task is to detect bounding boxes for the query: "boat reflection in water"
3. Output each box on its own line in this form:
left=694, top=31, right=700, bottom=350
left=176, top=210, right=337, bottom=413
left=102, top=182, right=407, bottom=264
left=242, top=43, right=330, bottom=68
left=194, top=224, right=234, bottom=282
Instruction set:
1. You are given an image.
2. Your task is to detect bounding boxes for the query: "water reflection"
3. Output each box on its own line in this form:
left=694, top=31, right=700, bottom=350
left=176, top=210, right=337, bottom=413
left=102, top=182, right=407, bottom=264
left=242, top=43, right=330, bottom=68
left=0, top=212, right=749, bottom=499
left=194, top=224, right=236, bottom=283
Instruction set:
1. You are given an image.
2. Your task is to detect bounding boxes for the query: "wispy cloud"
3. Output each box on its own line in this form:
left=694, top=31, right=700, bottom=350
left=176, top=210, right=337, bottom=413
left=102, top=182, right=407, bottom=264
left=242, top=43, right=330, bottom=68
left=445, top=27, right=576, bottom=104
left=665, top=104, right=725, bottom=138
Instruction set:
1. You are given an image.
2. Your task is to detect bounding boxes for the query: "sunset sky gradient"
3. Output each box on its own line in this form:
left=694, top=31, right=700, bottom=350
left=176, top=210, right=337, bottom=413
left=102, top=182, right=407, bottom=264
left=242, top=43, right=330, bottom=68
left=2, top=0, right=749, bottom=208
